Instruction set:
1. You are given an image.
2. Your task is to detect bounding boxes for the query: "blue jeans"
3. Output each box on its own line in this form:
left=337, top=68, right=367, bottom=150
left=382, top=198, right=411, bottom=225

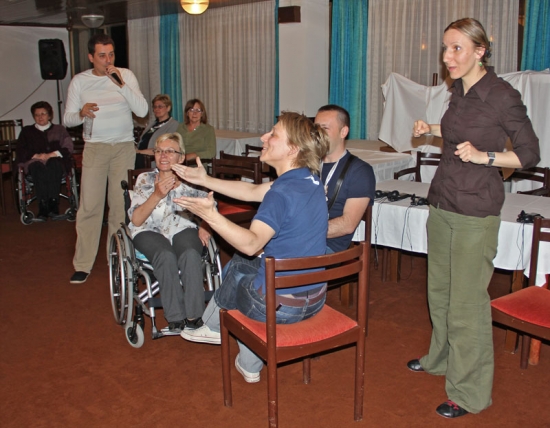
left=202, top=253, right=325, bottom=373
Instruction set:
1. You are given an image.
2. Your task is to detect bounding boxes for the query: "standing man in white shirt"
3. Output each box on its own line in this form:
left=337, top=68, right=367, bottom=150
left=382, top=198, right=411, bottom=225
left=64, top=33, right=148, bottom=284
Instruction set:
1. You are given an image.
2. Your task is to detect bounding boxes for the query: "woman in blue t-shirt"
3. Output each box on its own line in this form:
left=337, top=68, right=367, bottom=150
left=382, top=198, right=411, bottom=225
left=173, top=112, right=330, bottom=383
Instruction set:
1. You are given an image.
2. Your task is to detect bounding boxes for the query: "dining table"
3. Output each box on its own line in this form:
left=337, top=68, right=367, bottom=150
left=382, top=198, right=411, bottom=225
left=371, top=179, right=550, bottom=287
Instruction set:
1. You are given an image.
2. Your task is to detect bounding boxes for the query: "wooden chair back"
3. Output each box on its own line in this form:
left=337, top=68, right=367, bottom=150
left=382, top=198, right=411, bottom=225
left=220, top=242, right=370, bottom=427
left=0, top=119, right=23, bottom=141
left=394, top=151, right=441, bottom=182
left=243, top=144, right=263, bottom=156
left=211, top=156, right=263, bottom=185
left=512, top=167, right=550, bottom=196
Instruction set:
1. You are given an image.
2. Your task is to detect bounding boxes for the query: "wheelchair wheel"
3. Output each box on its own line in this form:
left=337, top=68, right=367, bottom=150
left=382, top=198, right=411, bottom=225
left=125, top=323, right=145, bottom=348
left=109, top=231, right=129, bottom=325
left=65, top=207, right=76, bottom=222
left=204, top=237, right=223, bottom=293
left=20, top=211, right=34, bottom=225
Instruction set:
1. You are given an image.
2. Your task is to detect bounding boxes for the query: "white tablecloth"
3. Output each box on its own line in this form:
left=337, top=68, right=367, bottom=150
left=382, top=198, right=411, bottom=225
left=347, top=146, right=414, bottom=183
left=372, top=180, right=550, bottom=286
left=215, top=130, right=263, bottom=158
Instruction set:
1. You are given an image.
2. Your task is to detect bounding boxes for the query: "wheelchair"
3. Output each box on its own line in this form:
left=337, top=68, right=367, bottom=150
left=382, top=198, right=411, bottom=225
left=108, top=177, right=223, bottom=348
left=17, top=164, right=79, bottom=225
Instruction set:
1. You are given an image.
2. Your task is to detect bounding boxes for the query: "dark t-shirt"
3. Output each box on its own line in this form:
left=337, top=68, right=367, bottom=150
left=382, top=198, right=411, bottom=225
left=322, top=151, right=376, bottom=252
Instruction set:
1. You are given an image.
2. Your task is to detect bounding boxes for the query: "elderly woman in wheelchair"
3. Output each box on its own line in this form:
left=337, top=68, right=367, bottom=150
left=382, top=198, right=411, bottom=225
left=127, top=132, right=212, bottom=336
left=15, top=101, right=74, bottom=221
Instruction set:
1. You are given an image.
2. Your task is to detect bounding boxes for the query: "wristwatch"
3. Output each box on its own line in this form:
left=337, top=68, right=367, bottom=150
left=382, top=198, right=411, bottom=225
left=486, top=151, right=495, bottom=167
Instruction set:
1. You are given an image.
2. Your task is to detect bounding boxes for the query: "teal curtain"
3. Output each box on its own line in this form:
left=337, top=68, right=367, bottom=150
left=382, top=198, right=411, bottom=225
left=159, top=12, right=183, bottom=122
left=521, top=0, right=550, bottom=71
left=274, top=0, right=280, bottom=122
left=329, top=0, right=368, bottom=139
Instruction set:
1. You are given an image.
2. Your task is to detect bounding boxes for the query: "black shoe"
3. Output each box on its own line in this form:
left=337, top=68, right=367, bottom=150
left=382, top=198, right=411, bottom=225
left=70, top=271, right=89, bottom=284
left=407, top=359, right=424, bottom=372
left=185, top=317, right=204, bottom=330
left=161, top=321, right=185, bottom=336
left=436, top=400, right=469, bottom=419
left=38, top=199, right=49, bottom=221
left=48, top=198, right=61, bottom=218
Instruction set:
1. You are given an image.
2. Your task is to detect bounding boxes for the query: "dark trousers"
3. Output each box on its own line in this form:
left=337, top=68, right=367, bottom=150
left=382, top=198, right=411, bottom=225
left=27, top=158, right=64, bottom=201
left=133, top=228, right=205, bottom=322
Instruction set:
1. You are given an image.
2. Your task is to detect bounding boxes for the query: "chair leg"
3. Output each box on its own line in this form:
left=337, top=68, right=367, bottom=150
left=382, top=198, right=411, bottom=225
left=220, top=312, right=233, bottom=407
left=354, top=340, right=366, bottom=421
left=520, top=334, right=531, bottom=369
left=303, top=358, right=311, bottom=384
left=267, top=361, right=278, bottom=428
left=528, top=339, right=542, bottom=366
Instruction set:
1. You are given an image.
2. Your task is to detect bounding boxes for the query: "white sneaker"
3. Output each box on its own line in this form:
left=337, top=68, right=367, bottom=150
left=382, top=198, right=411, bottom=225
left=235, top=355, right=260, bottom=383
left=180, top=324, right=221, bottom=345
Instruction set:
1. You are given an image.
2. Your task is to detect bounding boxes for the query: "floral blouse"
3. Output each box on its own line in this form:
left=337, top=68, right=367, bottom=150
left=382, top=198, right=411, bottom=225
left=128, top=170, right=208, bottom=243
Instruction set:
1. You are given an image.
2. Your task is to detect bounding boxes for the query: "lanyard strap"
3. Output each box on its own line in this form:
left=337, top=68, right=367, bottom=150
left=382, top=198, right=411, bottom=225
left=327, top=154, right=356, bottom=211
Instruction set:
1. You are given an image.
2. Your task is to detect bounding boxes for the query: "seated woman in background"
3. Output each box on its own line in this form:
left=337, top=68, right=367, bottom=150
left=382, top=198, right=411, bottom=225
left=16, top=101, right=74, bottom=221
left=173, top=112, right=329, bottom=383
left=128, top=132, right=211, bottom=335
left=135, top=94, right=179, bottom=169
left=176, top=99, right=216, bottom=160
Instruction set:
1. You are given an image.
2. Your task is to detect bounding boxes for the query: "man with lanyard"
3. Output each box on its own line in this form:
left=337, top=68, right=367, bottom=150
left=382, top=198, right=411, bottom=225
left=314, top=105, right=375, bottom=252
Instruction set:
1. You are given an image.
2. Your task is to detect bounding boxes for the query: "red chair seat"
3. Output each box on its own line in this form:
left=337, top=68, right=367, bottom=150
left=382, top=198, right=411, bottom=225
left=491, top=286, right=550, bottom=328
left=227, top=306, right=358, bottom=347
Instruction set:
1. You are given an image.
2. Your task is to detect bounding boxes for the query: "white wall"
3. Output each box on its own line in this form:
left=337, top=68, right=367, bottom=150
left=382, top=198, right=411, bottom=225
left=0, top=26, right=71, bottom=131
left=279, top=0, right=329, bottom=117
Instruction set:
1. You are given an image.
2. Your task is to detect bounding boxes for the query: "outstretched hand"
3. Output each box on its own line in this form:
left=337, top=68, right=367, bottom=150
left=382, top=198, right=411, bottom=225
left=174, top=191, right=217, bottom=222
left=171, top=157, right=207, bottom=185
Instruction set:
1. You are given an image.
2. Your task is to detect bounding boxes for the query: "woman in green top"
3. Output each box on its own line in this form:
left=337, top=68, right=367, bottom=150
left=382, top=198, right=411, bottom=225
left=176, top=99, right=216, bottom=160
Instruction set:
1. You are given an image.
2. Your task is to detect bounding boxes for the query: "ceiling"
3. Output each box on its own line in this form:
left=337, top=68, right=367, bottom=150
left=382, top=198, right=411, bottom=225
left=0, top=0, right=269, bottom=28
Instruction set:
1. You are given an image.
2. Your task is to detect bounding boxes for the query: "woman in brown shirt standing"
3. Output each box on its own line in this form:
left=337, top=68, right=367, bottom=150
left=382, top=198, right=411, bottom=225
left=408, top=18, right=540, bottom=419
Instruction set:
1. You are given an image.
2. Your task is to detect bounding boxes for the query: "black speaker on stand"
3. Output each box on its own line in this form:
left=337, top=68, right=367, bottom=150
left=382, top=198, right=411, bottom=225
left=38, top=39, right=68, bottom=123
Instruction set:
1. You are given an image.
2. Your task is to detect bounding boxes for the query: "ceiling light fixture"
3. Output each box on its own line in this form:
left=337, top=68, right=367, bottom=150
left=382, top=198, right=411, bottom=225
left=81, top=14, right=105, bottom=28
left=180, top=0, right=209, bottom=15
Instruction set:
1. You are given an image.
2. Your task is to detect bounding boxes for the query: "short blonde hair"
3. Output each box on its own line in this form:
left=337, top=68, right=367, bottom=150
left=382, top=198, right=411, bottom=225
left=154, top=133, right=185, bottom=155
left=277, top=111, right=330, bottom=175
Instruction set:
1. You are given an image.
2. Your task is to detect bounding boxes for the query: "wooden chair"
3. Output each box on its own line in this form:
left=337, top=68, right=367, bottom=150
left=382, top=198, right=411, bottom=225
left=510, top=166, right=550, bottom=196
left=242, top=143, right=263, bottom=156
left=220, top=242, right=370, bottom=427
left=0, top=140, right=17, bottom=214
left=337, top=204, right=372, bottom=310
left=394, top=151, right=441, bottom=182
left=491, top=216, right=550, bottom=368
left=221, top=150, right=276, bottom=182
left=211, top=157, right=262, bottom=224
left=0, top=119, right=23, bottom=141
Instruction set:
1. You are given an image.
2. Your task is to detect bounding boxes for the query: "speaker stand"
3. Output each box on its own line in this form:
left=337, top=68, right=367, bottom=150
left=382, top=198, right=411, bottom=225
left=56, top=79, right=63, bottom=125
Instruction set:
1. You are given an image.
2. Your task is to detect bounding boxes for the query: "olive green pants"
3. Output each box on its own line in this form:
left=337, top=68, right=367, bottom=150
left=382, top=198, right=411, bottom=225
left=419, top=206, right=500, bottom=414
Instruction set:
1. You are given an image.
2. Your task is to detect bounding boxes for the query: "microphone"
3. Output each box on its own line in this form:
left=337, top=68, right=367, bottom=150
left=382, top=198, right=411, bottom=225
left=110, top=72, right=122, bottom=85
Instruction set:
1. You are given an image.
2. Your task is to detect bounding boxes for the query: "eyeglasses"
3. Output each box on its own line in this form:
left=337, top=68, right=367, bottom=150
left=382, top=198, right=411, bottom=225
left=153, top=104, right=167, bottom=109
left=33, top=112, right=49, bottom=117
left=188, top=108, right=203, bottom=113
left=152, top=148, right=182, bottom=156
